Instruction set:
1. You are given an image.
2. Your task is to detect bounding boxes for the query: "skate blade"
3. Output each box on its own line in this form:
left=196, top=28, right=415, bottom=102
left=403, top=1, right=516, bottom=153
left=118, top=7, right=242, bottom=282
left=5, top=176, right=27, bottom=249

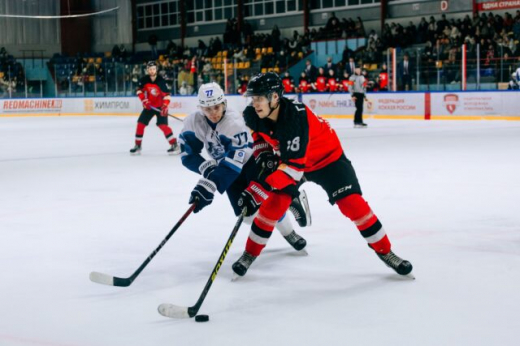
left=231, top=273, right=241, bottom=282
left=296, top=248, right=308, bottom=256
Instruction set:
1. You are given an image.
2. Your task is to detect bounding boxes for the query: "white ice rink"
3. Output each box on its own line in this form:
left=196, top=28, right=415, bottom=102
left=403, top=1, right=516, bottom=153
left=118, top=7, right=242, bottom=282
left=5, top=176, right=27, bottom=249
left=1, top=115, right=519, bottom=346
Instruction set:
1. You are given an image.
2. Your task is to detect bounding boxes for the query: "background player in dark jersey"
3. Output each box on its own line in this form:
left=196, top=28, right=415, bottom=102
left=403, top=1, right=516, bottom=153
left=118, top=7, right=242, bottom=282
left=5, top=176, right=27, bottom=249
left=232, top=72, right=413, bottom=279
left=130, top=61, right=180, bottom=155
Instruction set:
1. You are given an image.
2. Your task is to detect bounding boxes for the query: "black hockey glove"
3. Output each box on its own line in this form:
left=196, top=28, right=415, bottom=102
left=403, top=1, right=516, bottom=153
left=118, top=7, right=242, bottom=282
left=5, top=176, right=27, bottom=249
left=199, top=159, right=217, bottom=179
left=237, top=181, right=270, bottom=217
left=256, top=151, right=279, bottom=181
left=189, top=178, right=217, bottom=213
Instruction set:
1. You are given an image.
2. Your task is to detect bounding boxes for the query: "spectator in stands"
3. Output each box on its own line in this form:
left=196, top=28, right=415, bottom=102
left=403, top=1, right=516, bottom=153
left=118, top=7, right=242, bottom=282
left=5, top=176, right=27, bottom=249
left=111, top=44, right=121, bottom=58
left=304, top=59, right=318, bottom=82
left=271, top=25, right=282, bottom=51
left=233, top=48, right=247, bottom=62
left=508, top=72, right=519, bottom=89
left=417, top=17, right=428, bottom=43
left=325, top=12, right=340, bottom=36
left=355, top=17, right=366, bottom=37
left=201, top=59, right=213, bottom=84
left=346, top=57, right=356, bottom=76
left=177, top=67, right=193, bottom=91
left=148, top=34, right=158, bottom=59
left=179, top=81, right=193, bottom=95
left=323, top=57, right=336, bottom=75
left=197, top=40, right=208, bottom=57
left=237, top=74, right=249, bottom=94
left=399, top=54, right=414, bottom=91
left=276, top=50, right=288, bottom=69
left=342, top=45, right=355, bottom=64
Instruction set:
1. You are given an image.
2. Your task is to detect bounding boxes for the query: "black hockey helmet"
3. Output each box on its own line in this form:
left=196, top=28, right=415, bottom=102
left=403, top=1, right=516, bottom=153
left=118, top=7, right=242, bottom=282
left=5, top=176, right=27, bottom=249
left=147, top=60, right=158, bottom=68
left=245, top=72, right=284, bottom=98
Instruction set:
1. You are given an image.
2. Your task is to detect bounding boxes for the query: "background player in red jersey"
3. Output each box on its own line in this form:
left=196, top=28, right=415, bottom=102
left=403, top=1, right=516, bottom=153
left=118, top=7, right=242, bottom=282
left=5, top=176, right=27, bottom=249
left=232, top=72, right=413, bottom=278
left=130, top=61, right=180, bottom=155
left=311, top=67, right=327, bottom=92
left=281, top=71, right=295, bottom=94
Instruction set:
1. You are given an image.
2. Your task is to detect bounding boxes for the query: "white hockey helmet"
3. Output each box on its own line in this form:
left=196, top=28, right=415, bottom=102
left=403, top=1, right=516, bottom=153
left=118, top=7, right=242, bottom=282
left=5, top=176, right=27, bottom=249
left=198, top=82, right=226, bottom=107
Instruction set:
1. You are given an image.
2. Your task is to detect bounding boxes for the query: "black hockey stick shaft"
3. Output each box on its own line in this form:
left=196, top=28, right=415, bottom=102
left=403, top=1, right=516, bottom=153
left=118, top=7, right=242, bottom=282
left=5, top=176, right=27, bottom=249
left=186, top=210, right=246, bottom=317
left=150, top=106, right=184, bottom=122
left=91, top=204, right=196, bottom=287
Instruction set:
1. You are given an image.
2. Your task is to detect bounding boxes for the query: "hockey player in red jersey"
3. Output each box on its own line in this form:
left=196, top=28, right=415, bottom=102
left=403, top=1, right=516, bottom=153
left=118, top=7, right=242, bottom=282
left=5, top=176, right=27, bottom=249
left=232, top=72, right=413, bottom=278
left=130, top=61, right=180, bottom=155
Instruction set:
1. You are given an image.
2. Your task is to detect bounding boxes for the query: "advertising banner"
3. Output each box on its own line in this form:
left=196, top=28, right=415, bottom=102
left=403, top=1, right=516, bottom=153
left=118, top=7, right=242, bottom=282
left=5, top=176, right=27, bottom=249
left=476, top=0, right=520, bottom=11
left=430, top=92, right=518, bottom=117
left=1, top=92, right=519, bottom=120
left=301, top=93, right=424, bottom=118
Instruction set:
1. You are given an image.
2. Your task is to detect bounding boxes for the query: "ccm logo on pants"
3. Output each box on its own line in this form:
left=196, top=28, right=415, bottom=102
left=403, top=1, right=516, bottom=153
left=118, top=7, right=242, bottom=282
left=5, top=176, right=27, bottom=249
left=332, top=185, right=352, bottom=197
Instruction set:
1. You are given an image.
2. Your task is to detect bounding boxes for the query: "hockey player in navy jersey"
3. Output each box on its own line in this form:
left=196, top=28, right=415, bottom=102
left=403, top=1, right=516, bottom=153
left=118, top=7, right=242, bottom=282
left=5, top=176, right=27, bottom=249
left=178, top=82, right=311, bottom=252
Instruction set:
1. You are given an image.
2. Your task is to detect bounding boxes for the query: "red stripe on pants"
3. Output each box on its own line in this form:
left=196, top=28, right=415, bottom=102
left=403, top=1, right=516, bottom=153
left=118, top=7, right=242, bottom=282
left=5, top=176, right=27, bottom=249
left=245, top=192, right=292, bottom=256
left=336, top=194, right=391, bottom=254
left=135, top=122, right=146, bottom=145
left=158, top=124, right=176, bottom=144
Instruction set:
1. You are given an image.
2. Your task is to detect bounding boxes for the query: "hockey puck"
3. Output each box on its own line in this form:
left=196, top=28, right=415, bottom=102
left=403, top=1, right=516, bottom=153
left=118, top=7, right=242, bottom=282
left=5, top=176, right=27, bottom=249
left=195, top=314, right=209, bottom=322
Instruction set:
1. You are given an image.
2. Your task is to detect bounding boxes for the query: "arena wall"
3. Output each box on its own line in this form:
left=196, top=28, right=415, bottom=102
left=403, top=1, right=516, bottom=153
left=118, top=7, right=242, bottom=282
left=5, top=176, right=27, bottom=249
left=1, top=91, right=519, bottom=121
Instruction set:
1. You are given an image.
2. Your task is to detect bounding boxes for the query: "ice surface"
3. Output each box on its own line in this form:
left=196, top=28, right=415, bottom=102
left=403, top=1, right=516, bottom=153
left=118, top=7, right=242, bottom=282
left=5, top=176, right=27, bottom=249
left=1, top=116, right=519, bottom=346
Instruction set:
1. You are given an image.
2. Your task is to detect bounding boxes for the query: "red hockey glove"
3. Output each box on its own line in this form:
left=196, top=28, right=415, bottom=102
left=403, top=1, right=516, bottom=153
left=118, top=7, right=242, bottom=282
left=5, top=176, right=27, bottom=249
left=238, top=181, right=270, bottom=216
left=161, top=104, right=169, bottom=117
left=161, top=99, right=171, bottom=117
left=138, top=93, right=151, bottom=110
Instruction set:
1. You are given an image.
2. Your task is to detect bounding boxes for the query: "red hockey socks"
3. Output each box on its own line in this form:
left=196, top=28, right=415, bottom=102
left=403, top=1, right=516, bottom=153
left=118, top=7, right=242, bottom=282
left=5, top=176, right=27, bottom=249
left=336, top=194, right=391, bottom=254
left=135, top=122, right=146, bottom=146
left=245, top=192, right=292, bottom=256
left=158, top=124, right=176, bottom=145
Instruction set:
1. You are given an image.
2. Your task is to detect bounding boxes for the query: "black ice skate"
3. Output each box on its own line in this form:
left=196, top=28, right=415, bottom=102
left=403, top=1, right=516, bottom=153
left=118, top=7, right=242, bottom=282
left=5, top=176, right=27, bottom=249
left=289, top=189, right=312, bottom=227
left=232, top=251, right=257, bottom=278
left=130, top=144, right=141, bottom=155
left=376, top=250, right=413, bottom=276
left=284, top=230, right=308, bottom=253
left=167, top=143, right=181, bottom=155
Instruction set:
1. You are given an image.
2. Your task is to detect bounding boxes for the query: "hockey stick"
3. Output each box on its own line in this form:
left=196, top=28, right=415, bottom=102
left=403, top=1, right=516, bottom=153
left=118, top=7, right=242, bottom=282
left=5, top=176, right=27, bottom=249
left=89, top=204, right=196, bottom=287
left=150, top=106, right=184, bottom=122
left=158, top=209, right=246, bottom=318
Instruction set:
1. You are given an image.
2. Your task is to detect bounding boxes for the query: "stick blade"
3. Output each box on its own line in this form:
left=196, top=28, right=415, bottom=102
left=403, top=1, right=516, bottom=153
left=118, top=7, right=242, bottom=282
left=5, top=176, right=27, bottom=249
left=89, top=271, right=132, bottom=287
left=158, top=304, right=191, bottom=319
left=89, top=271, right=115, bottom=286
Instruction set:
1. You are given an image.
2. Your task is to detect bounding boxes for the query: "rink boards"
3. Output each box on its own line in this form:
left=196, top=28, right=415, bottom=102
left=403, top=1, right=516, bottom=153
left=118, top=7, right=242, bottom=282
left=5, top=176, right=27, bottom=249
left=1, top=91, right=519, bottom=120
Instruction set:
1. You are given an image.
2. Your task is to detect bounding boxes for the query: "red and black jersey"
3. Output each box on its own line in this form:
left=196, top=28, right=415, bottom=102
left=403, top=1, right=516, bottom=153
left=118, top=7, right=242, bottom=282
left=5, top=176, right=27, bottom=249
left=137, top=75, right=169, bottom=108
left=282, top=77, right=295, bottom=93
left=379, top=72, right=388, bottom=90
left=314, top=75, right=327, bottom=92
left=327, top=77, right=339, bottom=92
left=340, top=78, right=351, bottom=92
left=298, top=78, right=310, bottom=93
left=243, top=97, right=343, bottom=186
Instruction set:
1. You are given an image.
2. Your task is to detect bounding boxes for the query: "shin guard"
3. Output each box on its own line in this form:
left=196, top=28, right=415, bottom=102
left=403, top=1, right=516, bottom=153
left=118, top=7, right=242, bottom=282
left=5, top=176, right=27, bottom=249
left=336, top=194, right=391, bottom=254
